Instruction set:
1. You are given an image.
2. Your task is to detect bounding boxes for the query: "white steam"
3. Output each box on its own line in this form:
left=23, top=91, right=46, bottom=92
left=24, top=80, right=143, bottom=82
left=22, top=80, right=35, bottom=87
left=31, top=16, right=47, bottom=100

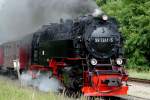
left=0, top=0, right=99, bottom=43
left=20, top=72, right=32, bottom=86
left=20, top=71, right=63, bottom=92
left=92, top=8, right=103, bottom=17
left=39, top=77, right=61, bottom=92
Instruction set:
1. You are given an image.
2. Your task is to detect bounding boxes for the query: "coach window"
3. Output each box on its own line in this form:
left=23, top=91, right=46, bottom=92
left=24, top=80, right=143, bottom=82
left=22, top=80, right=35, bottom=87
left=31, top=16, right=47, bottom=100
left=34, top=51, right=37, bottom=57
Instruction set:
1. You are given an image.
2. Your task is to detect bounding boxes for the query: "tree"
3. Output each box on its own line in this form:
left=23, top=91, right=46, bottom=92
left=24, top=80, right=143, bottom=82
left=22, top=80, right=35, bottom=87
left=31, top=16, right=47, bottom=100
left=96, top=0, right=150, bottom=70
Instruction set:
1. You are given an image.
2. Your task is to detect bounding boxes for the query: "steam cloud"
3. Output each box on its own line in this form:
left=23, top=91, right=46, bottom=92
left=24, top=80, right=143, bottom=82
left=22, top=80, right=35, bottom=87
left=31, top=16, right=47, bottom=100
left=0, top=0, right=98, bottom=43
left=20, top=71, right=63, bottom=92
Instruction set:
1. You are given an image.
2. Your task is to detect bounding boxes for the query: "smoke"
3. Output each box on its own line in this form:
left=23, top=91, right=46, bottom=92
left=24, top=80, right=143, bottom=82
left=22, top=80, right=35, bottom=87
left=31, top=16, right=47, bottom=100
left=20, top=72, right=32, bottom=86
left=0, top=0, right=98, bottom=43
left=38, top=77, right=61, bottom=92
left=20, top=71, right=63, bottom=92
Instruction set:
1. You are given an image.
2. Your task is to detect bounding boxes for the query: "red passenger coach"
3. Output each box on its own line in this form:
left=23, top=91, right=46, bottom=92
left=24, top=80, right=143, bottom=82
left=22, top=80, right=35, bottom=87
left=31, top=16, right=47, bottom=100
left=0, top=47, right=4, bottom=67
left=0, top=40, right=31, bottom=71
left=19, top=47, right=29, bottom=70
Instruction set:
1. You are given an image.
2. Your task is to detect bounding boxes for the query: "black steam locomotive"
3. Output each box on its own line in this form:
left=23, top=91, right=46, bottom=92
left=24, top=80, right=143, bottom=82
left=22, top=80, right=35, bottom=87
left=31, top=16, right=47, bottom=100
left=0, top=13, right=128, bottom=96
left=33, top=15, right=123, bottom=64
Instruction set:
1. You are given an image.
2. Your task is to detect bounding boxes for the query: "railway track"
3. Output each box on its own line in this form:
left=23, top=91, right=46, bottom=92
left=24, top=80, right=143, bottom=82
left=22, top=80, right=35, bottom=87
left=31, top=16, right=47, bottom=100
left=87, top=95, right=150, bottom=100
left=127, top=95, right=150, bottom=100
left=126, top=77, right=150, bottom=100
left=128, top=77, right=150, bottom=84
left=117, top=95, right=150, bottom=100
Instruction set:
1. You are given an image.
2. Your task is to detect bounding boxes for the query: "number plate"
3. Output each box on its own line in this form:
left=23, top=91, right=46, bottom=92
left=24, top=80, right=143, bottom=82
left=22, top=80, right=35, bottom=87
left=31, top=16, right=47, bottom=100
left=94, top=37, right=114, bottom=43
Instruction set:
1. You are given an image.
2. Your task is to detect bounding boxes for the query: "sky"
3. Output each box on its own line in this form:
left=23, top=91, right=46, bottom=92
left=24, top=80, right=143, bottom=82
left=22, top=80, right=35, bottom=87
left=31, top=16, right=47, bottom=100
left=0, top=0, right=4, bottom=8
left=0, top=0, right=98, bottom=44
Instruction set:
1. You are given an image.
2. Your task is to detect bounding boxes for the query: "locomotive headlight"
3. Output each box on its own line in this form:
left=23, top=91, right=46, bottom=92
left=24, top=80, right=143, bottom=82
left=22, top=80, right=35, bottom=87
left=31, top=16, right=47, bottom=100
left=102, top=15, right=108, bottom=21
left=90, top=58, right=97, bottom=65
left=116, top=58, right=123, bottom=65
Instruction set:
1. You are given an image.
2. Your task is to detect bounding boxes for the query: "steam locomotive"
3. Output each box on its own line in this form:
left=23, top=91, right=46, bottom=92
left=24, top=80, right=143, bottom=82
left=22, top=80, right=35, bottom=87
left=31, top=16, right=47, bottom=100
left=0, top=13, right=128, bottom=96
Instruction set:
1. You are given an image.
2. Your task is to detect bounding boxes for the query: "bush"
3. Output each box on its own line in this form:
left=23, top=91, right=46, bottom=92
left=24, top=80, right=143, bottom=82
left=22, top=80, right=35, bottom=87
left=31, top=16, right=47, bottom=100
left=96, top=0, right=150, bottom=69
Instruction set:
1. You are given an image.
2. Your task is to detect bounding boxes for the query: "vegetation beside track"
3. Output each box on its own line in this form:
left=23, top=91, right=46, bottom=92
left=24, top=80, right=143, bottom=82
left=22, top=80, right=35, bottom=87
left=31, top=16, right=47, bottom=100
left=128, top=69, right=150, bottom=80
left=96, top=0, right=150, bottom=70
left=0, top=76, right=78, bottom=100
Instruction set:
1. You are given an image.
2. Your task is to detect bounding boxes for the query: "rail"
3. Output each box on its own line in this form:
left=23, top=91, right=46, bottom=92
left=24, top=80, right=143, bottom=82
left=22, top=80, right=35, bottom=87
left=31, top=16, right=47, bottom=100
left=128, top=77, right=150, bottom=84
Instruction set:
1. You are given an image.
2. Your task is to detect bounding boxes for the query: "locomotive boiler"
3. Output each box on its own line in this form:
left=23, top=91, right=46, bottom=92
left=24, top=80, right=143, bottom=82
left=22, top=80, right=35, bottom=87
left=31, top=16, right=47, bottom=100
left=0, top=13, right=128, bottom=96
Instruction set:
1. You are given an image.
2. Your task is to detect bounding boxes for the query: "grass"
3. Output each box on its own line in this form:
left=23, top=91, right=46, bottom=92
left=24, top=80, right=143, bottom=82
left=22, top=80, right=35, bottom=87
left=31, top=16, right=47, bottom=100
left=0, top=76, right=81, bottom=100
left=128, top=69, right=150, bottom=80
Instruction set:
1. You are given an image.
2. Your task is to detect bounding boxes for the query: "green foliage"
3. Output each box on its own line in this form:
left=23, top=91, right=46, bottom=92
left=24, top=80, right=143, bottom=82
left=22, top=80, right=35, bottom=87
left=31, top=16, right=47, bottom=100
left=128, top=69, right=150, bottom=80
left=96, top=0, right=150, bottom=69
left=96, top=0, right=107, bottom=6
